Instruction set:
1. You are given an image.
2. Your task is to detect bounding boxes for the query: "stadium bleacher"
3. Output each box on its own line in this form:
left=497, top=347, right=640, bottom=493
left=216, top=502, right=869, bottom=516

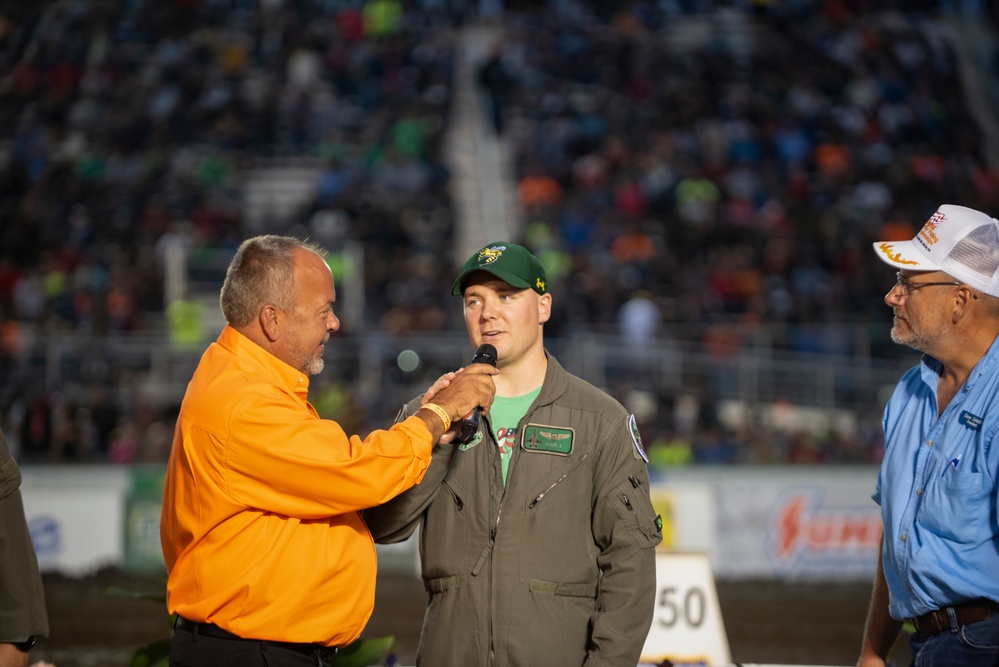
left=1, top=0, right=998, bottom=465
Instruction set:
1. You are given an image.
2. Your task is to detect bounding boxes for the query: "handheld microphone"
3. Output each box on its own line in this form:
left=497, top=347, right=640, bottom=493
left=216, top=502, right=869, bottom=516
left=458, top=343, right=497, bottom=445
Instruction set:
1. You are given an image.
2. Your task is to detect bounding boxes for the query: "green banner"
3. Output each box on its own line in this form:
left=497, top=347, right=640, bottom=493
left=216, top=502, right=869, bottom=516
left=123, top=465, right=167, bottom=574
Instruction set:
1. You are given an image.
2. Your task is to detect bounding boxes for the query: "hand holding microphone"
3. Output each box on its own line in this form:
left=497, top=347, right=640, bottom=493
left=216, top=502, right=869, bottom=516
left=418, top=344, right=497, bottom=443
left=458, top=344, right=497, bottom=444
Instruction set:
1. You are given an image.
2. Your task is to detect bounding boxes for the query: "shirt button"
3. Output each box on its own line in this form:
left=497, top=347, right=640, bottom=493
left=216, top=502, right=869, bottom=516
left=901, top=534, right=907, bottom=542
left=927, top=440, right=934, bottom=447
left=916, top=489, right=923, bottom=496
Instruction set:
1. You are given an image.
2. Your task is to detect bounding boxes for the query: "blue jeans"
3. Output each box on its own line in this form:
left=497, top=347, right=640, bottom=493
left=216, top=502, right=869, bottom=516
left=910, top=613, right=999, bottom=666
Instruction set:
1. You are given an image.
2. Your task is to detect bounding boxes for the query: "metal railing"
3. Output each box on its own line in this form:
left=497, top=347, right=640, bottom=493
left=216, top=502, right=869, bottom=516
left=0, top=327, right=915, bottom=430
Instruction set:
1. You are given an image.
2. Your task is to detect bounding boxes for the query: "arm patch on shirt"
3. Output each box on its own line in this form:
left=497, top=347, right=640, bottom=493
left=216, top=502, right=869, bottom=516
left=629, top=414, right=648, bottom=462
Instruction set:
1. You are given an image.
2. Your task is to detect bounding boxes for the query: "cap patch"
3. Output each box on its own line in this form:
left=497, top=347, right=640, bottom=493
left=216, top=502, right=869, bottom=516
left=477, top=245, right=506, bottom=265
left=917, top=209, right=945, bottom=250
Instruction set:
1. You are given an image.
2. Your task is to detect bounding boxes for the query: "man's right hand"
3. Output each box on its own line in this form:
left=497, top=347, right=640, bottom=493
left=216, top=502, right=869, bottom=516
left=417, top=364, right=497, bottom=442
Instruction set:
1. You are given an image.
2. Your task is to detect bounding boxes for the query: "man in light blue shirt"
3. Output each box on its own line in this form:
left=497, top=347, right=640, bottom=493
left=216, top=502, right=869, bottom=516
left=858, top=204, right=999, bottom=666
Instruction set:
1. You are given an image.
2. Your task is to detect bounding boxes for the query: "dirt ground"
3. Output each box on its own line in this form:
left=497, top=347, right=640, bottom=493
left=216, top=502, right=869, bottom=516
left=28, top=568, right=912, bottom=667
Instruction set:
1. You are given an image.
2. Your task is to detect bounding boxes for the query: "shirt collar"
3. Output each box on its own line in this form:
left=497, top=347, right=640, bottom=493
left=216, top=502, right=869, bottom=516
left=217, top=325, right=311, bottom=398
left=919, top=332, right=999, bottom=392
left=972, top=333, right=999, bottom=386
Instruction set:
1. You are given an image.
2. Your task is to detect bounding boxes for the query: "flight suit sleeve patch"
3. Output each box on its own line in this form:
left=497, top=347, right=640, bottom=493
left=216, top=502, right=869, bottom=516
left=628, top=414, right=648, bottom=462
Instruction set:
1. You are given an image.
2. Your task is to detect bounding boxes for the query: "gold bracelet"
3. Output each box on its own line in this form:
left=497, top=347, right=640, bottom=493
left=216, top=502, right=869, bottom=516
left=421, top=403, right=451, bottom=432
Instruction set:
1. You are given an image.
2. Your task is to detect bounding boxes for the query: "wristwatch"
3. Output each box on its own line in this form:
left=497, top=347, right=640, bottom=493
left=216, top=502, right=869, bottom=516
left=12, top=636, right=36, bottom=652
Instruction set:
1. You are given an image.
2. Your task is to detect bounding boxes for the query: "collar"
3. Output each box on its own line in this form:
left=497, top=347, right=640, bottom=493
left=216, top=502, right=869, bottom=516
left=216, top=325, right=311, bottom=399
left=534, top=350, right=568, bottom=407
left=919, top=333, right=999, bottom=394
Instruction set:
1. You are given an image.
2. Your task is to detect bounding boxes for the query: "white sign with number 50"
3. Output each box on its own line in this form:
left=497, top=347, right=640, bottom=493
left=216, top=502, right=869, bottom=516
left=640, top=551, right=731, bottom=667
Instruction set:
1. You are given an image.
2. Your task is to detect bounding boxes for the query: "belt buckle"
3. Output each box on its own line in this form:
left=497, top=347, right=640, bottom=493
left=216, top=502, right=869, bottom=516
left=911, top=610, right=944, bottom=636
left=931, top=610, right=948, bottom=634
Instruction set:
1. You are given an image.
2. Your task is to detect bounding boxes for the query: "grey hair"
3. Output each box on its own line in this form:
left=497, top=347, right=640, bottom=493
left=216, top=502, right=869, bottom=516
left=220, top=235, right=326, bottom=327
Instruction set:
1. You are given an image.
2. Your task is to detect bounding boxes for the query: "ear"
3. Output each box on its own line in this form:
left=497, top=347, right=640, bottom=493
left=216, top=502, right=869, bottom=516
left=952, top=286, right=977, bottom=323
left=538, top=293, right=552, bottom=325
left=260, top=305, right=281, bottom=342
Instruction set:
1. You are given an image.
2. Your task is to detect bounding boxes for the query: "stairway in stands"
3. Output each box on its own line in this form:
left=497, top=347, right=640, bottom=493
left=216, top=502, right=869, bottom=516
left=240, top=158, right=322, bottom=235
left=238, top=20, right=521, bottom=268
left=945, top=11, right=999, bottom=169
left=443, top=22, right=521, bottom=261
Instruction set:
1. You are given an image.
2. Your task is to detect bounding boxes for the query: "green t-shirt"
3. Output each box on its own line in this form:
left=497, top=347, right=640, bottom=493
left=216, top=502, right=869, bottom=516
left=490, top=388, right=542, bottom=485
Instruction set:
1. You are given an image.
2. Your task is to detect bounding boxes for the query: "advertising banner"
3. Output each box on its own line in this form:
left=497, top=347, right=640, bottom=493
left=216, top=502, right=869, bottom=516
left=20, top=467, right=129, bottom=575
left=714, top=469, right=881, bottom=579
left=19, top=465, right=884, bottom=581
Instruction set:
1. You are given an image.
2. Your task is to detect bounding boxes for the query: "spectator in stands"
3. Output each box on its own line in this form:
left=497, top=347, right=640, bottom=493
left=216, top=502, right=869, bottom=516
left=160, top=235, right=496, bottom=666
left=477, top=42, right=513, bottom=135
left=617, top=289, right=661, bottom=344
left=858, top=204, right=999, bottom=666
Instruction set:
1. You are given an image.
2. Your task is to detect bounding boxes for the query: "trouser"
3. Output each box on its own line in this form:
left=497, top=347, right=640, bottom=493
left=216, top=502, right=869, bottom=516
left=910, top=613, right=999, bottom=667
left=170, top=620, right=334, bottom=667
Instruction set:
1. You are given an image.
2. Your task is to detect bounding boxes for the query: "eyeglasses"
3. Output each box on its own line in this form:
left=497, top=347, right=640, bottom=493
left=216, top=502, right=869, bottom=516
left=894, top=271, right=963, bottom=296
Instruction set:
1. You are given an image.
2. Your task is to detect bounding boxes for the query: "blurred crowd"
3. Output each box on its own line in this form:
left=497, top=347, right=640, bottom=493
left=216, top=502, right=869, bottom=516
left=495, top=0, right=999, bottom=466
left=0, top=0, right=459, bottom=339
left=1, top=0, right=998, bottom=466
left=499, top=0, right=999, bottom=352
left=0, top=0, right=459, bottom=462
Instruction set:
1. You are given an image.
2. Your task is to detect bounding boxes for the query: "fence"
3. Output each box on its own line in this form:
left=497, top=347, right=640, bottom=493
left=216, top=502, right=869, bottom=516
left=0, top=325, right=915, bottom=435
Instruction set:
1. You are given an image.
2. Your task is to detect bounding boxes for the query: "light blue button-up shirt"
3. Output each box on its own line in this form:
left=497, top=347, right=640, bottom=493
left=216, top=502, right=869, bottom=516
left=874, top=335, right=999, bottom=620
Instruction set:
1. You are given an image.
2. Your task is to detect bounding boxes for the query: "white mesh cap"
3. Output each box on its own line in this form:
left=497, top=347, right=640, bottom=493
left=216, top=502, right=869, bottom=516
left=873, top=204, right=999, bottom=297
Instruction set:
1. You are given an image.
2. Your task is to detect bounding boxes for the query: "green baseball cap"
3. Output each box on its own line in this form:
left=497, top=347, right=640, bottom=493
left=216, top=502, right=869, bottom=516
left=451, top=242, right=549, bottom=296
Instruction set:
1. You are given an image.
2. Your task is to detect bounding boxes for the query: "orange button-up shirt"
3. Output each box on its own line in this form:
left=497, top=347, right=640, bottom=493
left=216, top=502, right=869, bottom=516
left=161, top=326, right=432, bottom=647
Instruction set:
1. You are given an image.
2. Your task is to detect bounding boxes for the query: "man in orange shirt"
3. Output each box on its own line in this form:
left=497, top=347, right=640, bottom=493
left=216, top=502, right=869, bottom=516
left=161, top=235, right=496, bottom=667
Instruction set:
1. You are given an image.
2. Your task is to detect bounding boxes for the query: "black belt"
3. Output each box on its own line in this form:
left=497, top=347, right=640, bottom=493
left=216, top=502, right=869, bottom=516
left=174, top=616, right=337, bottom=661
left=910, top=599, right=999, bottom=637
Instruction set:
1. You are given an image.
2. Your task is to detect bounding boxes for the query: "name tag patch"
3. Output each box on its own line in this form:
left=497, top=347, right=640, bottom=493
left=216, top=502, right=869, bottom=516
left=522, top=424, right=574, bottom=455
left=960, top=410, right=984, bottom=432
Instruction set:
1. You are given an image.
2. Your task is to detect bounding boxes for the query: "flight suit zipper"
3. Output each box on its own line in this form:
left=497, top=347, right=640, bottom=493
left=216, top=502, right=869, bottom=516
left=528, top=453, right=589, bottom=509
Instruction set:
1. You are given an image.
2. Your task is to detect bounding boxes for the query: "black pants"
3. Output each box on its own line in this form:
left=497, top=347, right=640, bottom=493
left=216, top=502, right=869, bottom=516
left=169, top=623, right=332, bottom=667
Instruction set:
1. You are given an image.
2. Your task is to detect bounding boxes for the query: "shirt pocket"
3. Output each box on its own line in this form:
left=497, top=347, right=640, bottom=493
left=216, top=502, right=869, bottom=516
left=918, top=467, right=985, bottom=544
